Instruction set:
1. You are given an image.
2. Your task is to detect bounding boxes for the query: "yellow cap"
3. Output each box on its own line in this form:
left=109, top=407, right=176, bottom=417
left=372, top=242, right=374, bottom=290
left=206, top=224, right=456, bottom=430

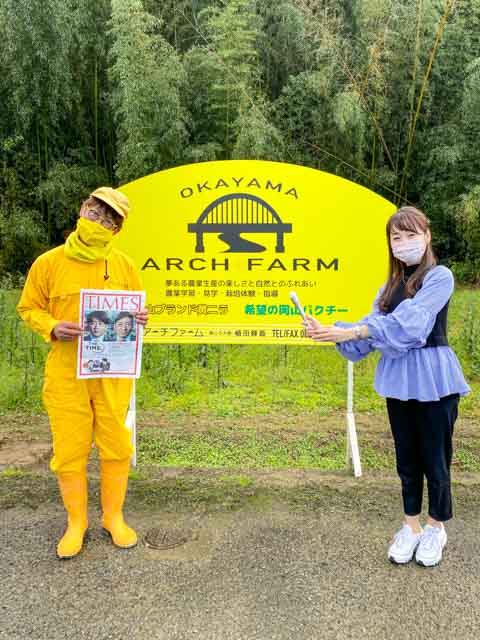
left=90, top=187, right=130, bottom=219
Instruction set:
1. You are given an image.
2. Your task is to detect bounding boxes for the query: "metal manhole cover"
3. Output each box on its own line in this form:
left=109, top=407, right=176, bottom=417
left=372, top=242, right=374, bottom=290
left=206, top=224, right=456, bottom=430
left=144, top=527, right=188, bottom=550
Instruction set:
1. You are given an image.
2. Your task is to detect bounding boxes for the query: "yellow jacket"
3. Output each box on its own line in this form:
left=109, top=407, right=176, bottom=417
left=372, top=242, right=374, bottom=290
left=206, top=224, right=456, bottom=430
left=17, top=246, right=142, bottom=363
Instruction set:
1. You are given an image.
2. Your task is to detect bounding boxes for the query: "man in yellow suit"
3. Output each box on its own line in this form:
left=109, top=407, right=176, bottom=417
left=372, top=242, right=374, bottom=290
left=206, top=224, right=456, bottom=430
left=17, top=187, right=148, bottom=559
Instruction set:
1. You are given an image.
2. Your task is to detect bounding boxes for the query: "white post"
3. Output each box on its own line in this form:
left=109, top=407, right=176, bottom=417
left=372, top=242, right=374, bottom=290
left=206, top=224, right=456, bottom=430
left=346, top=361, right=362, bottom=478
left=126, top=380, right=137, bottom=468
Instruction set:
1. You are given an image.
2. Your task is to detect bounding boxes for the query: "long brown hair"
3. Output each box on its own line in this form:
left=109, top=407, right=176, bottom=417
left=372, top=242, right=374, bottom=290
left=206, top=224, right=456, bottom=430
left=378, top=206, right=437, bottom=312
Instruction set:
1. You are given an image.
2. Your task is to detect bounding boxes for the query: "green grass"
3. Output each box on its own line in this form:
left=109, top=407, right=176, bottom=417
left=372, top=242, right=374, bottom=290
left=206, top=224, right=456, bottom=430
left=0, top=468, right=27, bottom=479
left=139, top=428, right=347, bottom=470
left=0, top=287, right=478, bottom=420
left=136, top=425, right=480, bottom=473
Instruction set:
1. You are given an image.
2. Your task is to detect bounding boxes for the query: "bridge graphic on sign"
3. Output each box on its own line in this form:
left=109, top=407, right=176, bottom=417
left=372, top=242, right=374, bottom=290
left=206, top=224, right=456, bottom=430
left=187, top=193, right=293, bottom=253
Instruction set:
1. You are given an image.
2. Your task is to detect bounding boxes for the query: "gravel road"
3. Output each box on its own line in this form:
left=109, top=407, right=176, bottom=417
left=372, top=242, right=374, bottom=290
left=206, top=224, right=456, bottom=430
left=2, top=472, right=480, bottom=640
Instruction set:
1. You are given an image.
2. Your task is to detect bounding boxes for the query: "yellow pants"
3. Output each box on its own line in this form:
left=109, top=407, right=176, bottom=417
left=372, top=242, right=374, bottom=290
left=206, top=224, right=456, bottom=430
left=43, top=349, right=134, bottom=474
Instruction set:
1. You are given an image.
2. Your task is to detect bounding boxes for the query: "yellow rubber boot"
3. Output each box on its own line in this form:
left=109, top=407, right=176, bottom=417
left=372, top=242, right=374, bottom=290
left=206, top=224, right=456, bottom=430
left=56, top=472, right=89, bottom=559
left=100, top=460, right=137, bottom=548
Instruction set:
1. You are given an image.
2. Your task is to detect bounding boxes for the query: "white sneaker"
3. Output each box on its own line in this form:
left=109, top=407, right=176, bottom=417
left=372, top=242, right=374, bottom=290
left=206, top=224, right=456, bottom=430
left=388, top=524, right=423, bottom=564
left=415, top=524, right=447, bottom=567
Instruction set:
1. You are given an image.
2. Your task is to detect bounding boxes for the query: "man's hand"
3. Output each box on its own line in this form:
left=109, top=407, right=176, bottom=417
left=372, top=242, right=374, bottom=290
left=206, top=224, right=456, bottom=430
left=134, top=308, right=148, bottom=326
left=52, top=321, right=84, bottom=341
left=304, top=315, right=355, bottom=343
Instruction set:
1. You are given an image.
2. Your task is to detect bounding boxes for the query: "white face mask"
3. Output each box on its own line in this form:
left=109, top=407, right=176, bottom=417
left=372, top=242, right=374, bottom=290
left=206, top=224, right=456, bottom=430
left=392, top=238, right=427, bottom=266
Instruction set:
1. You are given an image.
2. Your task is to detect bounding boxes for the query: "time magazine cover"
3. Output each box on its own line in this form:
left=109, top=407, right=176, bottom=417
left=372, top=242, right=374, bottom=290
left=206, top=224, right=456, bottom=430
left=77, top=289, right=146, bottom=379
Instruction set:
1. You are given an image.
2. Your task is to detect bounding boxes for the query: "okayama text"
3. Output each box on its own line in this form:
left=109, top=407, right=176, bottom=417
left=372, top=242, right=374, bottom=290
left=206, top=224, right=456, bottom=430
left=141, top=257, right=339, bottom=272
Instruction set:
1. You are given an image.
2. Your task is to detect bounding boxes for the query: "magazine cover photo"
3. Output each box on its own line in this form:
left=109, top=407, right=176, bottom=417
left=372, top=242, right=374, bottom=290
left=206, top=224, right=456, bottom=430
left=78, top=289, right=145, bottom=378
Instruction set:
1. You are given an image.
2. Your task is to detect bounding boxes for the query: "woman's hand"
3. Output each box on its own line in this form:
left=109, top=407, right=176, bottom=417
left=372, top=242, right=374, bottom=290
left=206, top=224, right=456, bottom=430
left=134, top=308, right=149, bottom=326
left=304, top=316, right=355, bottom=343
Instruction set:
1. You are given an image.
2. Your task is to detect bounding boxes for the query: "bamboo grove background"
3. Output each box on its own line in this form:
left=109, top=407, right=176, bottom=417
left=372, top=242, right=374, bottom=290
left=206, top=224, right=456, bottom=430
left=0, top=0, right=479, bottom=284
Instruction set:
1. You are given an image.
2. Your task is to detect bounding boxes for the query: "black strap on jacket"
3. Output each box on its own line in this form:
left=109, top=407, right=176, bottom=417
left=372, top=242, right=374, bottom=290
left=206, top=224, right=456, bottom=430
left=386, top=267, right=449, bottom=348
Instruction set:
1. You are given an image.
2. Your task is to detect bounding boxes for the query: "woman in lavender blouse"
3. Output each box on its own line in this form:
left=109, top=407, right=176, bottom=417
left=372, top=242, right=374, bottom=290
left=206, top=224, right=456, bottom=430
left=306, top=207, right=470, bottom=567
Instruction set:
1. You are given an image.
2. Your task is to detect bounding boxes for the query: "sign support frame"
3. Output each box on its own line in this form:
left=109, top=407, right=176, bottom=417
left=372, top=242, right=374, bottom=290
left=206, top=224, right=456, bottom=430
left=126, top=380, right=137, bottom=468
left=346, top=360, right=362, bottom=477
left=127, top=359, right=362, bottom=477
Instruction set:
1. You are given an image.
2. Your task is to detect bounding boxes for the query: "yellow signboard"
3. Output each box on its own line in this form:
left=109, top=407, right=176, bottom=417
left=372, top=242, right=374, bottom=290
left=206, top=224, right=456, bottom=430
left=115, top=161, right=396, bottom=344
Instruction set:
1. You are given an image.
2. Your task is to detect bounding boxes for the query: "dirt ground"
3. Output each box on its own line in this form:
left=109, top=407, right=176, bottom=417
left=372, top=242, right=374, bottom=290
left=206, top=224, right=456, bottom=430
left=2, top=411, right=480, bottom=639
left=0, top=409, right=478, bottom=471
left=2, top=468, right=480, bottom=640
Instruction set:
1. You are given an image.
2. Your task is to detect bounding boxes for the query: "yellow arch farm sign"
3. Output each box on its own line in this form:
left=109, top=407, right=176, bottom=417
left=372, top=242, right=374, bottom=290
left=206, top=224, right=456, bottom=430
left=115, top=161, right=396, bottom=344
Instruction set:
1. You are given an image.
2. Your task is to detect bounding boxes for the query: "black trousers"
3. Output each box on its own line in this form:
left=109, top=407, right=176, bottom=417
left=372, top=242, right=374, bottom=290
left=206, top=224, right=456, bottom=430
left=386, top=394, right=459, bottom=522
